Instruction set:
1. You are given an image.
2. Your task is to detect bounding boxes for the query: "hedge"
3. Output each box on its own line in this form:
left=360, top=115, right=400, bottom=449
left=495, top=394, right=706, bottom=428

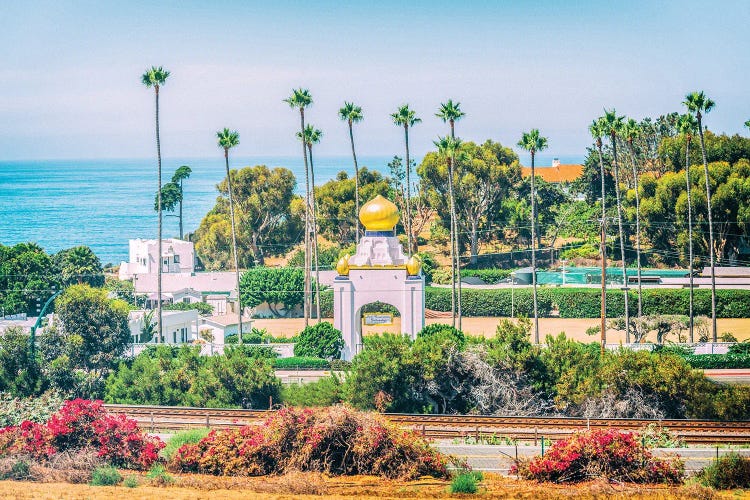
left=683, top=354, right=750, bottom=369
left=460, top=269, right=513, bottom=284
left=425, top=287, right=553, bottom=317
left=272, top=357, right=330, bottom=370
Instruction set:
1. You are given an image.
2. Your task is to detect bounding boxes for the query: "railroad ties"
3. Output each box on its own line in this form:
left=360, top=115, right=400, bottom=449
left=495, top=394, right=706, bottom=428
left=103, top=404, right=750, bottom=445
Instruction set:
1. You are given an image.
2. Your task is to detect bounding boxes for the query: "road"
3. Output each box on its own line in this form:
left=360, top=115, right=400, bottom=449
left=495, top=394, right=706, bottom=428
left=704, top=369, right=750, bottom=385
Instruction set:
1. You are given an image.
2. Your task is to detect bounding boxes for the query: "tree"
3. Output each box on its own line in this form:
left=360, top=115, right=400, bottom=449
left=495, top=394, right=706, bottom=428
left=239, top=267, right=305, bottom=318
left=217, top=128, right=243, bottom=342
left=601, top=109, right=630, bottom=342
left=746, top=120, right=750, bottom=131
left=391, top=105, right=421, bottom=254
left=418, top=140, right=520, bottom=264
left=677, top=113, right=699, bottom=341
left=589, top=119, right=608, bottom=352
left=156, top=166, right=192, bottom=239
left=684, top=91, right=717, bottom=341
left=293, top=322, right=344, bottom=359
left=0, top=243, right=60, bottom=317
left=55, top=246, right=104, bottom=287
left=622, top=118, right=643, bottom=320
left=141, top=65, right=170, bottom=344
left=517, top=129, right=549, bottom=344
left=339, top=102, right=364, bottom=239
left=284, top=89, right=314, bottom=327
left=298, top=124, right=323, bottom=321
left=0, top=326, right=45, bottom=397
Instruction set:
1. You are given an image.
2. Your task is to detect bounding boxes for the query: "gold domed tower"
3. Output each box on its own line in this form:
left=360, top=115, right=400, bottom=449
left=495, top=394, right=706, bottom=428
left=359, top=195, right=400, bottom=232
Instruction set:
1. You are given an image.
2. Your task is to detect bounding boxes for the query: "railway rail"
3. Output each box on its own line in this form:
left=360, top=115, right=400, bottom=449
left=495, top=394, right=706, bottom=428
left=104, top=404, right=750, bottom=445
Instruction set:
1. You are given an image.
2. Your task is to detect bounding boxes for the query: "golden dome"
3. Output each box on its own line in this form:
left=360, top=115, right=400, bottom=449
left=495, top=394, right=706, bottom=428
left=359, top=195, right=400, bottom=231
left=336, top=254, right=350, bottom=276
left=406, top=255, right=422, bottom=276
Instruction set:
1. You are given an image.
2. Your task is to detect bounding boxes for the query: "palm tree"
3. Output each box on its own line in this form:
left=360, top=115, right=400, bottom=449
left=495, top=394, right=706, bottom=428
left=339, top=102, right=364, bottom=241
left=745, top=119, right=750, bottom=131
left=436, top=99, right=466, bottom=330
left=684, top=91, right=717, bottom=341
left=217, top=128, right=243, bottom=343
left=285, top=89, right=314, bottom=327
left=677, top=113, right=699, bottom=342
left=172, top=165, right=192, bottom=239
left=589, top=118, right=607, bottom=353
left=622, top=118, right=643, bottom=321
left=601, top=109, right=630, bottom=343
left=298, top=124, right=323, bottom=322
left=517, top=129, right=549, bottom=344
left=391, top=105, right=421, bottom=254
left=434, top=136, right=462, bottom=329
left=141, top=65, right=170, bottom=343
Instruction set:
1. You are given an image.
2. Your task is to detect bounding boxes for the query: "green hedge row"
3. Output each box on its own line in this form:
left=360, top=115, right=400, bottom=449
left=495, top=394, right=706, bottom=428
left=425, top=287, right=553, bottom=317
left=683, top=354, right=750, bottom=369
left=460, top=269, right=513, bottom=284
left=272, top=356, right=330, bottom=370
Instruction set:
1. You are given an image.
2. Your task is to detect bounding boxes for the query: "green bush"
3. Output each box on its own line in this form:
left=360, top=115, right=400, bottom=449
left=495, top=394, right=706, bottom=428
left=281, top=375, right=344, bottom=407
left=164, top=301, right=214, bottom=315
left=90, top=465, right=122, bottom=486
left=417, top=324, right=465, bottom=349
left=461, top=268, right=513, bottom=284
left=161, top=428, right=211, bottom=461
left=3, top=459, right=30, bottom=480
left=559, top=243, right=599, bottom=260
left=683, top=354, right=750, bottom=369
left=329, top=359, right=352, bottom=371
left=450, top=472, right=478, bottom=494
left=146, top=464, right=174, bottom=486
left=123, top=475, right=139, bottom=488
left=273, top=357, right=330, bottom=370
left=425, top=287, right=553, bottom=317
left=695, top=452, right=750, bottom=489
left=293, top=322, right=344, bottom=359
left=729, top=342, right=750, bottom=355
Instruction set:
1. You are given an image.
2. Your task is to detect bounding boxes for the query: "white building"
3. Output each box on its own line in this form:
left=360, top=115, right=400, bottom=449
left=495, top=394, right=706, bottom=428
left=119, top=238, right=195, bottom=280
left=128, top=308, right=199, bottom=344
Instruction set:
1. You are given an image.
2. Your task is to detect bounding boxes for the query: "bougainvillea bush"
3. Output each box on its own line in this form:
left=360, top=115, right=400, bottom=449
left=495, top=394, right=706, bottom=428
left=0, top=399, right=163, bottom=470
left=514, top=429, right=683, bottom=484
left=170, top=406, right=455, bottom=479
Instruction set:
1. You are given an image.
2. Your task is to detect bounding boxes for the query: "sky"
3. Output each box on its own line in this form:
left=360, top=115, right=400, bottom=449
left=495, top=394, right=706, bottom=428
left=1, top=0, right=749, bottom=162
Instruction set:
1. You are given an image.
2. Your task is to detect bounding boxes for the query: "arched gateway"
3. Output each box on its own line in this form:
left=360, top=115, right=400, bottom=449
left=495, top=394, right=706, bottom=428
left=333, top=195, right=425, bottom=360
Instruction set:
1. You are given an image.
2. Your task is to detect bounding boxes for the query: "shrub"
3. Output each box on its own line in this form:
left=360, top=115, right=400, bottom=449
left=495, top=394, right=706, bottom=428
left=123, top=475, right=139, bottom=488
left=514, top=429, right=683, bottom=484
left=164, top=301, right=213, bottom=315
left=293, top=322, right=344, bottom=359
left=90, top=465, right=122, bottom=486
left=683, top=354, right=750, bottom=369
left=329, top=360, right=352, bottom=371
left=2, top=459, right=30, bottom=480
left=146, top=463, right=174, bottom=486
left=695, top=452, right=750, bottom=489
left=417, top=324, right=465, bottom=349
left=450, top=472, right=478, bottom=493
left=161, top=428, right=210, bottom=461
left=169, top=406, right=455, bottom=479
left=425, top=287, right=553, bottom=317
left=273, top=357, right=330, bottom=370
left=281, top=376, right=344, bottom=407
left=460, top=268, right=513, bottom=284
left=729, top=342, right=750, bottom=355
left=0, top=391, right=64, bottom=427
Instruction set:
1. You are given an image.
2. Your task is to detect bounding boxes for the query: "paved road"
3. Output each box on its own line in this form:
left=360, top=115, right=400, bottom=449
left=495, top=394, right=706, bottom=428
left=704, top=369, right=750, bottom=385
left=435, top=443, right=750, bottom=474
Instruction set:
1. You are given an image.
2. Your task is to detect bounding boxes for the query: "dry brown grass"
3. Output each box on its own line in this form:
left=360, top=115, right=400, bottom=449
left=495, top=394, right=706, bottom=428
left=0, top=473, right=747, bottom=499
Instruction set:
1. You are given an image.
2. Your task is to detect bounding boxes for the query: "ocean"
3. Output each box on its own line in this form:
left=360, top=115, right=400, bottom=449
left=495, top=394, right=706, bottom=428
left=0, top=154, right=582, bottom=265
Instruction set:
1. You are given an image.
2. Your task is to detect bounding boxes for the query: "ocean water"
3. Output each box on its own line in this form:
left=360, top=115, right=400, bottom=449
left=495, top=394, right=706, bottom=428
left=0, top=153, right=582, bottom=265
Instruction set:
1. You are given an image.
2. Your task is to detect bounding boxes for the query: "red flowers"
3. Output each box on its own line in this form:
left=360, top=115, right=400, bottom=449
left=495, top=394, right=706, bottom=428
left=515, top=429, right=683, bottom=484
left=0, top=399, right=163, bottom=470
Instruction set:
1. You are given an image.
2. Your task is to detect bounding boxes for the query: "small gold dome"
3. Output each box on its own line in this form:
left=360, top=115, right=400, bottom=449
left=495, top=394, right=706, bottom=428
left=359, top=195, right=400, bottom=231
left=336, top=254, right=350, bottom=276
left=406, top=255, right=422, bottom=276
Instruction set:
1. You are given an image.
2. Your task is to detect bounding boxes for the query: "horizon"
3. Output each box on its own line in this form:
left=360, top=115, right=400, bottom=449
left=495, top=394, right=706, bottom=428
left=1, top=1, right=748, bottom=161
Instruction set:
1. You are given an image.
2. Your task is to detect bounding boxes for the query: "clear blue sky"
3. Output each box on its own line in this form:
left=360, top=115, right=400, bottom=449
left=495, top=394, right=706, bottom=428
left=1, top=0, right=748, bottom=161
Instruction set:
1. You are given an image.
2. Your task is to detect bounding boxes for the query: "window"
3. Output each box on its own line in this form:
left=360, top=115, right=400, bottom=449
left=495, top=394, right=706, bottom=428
left=174, top=255, right=180, bottom=263
left=182, top=298, right=190, bottom=303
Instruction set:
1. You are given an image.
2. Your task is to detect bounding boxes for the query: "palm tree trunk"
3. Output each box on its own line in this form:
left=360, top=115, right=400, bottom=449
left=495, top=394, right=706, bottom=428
left=611, top=136, right=630, bottom=343
left=225, top=151, right=242, bottom=343
left=451, top=121, right=462, bottom=330
left=685, top=138, right=695, bottom=342
left=530, top=151, right=539, bottom=344
left=404, top=125, right=413, bottom=255
left=155, top=86, right=163, bottom=344
left=308, top=144, right=321, bottom=322
left=300, top=109, right=310, bottom=327
left=349, top=121, right=361, bottom=241
left=447, top=156, right=457, bottom=328
left=628, top=144, right=643, bottom=321
left=597, top=142, right=607, bottom=353
left=178, top=179, right=184, bottom=240
left=697, top=116, right=717, bottom=342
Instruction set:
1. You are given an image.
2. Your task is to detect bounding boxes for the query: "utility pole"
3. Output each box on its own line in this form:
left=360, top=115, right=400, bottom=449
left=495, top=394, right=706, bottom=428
left=600, top=217, right=607, bottom=355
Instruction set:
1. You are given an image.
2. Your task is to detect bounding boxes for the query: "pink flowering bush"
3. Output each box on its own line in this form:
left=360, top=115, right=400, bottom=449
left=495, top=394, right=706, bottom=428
left=0, top=399, right=163, bottom=470
left=170, top=406, right=455, bottom=479
left=514, top=429, right=683, bottom=484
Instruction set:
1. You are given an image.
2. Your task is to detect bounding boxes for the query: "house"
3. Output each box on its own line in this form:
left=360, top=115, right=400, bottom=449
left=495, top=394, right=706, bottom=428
left=520, top=158, right=583, bottom=183
left=132, top=271, right=238, bottom=312
left=128, top=308, right=199, bottom=344
left=119, top=238, right=195, bottom=279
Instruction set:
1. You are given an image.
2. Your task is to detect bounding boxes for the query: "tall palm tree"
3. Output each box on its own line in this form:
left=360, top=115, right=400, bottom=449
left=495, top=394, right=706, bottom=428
left=339, top=102, right=364, bottom=241
left=172, top=165, right=192, bottom=239
left=285, top=89, right=314, bottom=327
left=434, top=136, right=462, bottom=329
left=589, top=119, right=607, bottom=353
left=745, top=119, right=750, bottom=131
left=677, top=113, right=699, bottom=342
left=601, top=109, right=630, bottom=343
left=436, top=99, right=466, bottom=330
left=517, top=129, right=548, bottom=344
left=217, top=128, right=243, bottom=343
left=622, top=118, right=643, bottom=321
left=684, top=91, right=717, bottom=341
left=391, top=105, right=421, bottom=255
left=141, top=66, right=170, bottom=343
left=298, top=124, right=323, bottom=322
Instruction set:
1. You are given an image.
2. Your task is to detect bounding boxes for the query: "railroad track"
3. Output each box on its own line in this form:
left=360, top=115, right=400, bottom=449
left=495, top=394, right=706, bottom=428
left=104, top=404, right=750, bottom=445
